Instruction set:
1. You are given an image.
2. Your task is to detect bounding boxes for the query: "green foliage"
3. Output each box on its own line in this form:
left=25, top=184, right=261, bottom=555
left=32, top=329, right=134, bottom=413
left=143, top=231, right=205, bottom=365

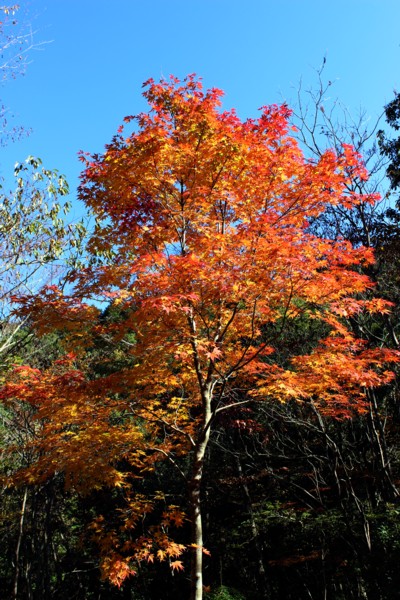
left=207, top=586, right=247, bottom=600
left=378, top=92, right=400, bottom=194
left=0, top=157, right=86, bottom=305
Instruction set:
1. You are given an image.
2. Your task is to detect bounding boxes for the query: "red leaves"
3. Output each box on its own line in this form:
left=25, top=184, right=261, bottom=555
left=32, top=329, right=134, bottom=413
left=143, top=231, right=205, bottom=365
left=2, top=74, right=398, bottom=589
left=341, top=143, right=369, bottom=181
left=16, top=74, right=397, bottom=433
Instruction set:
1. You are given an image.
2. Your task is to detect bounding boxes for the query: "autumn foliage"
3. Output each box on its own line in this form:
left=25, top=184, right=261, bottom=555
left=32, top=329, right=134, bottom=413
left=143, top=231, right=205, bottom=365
left=1, top=75, right=398, bottom=598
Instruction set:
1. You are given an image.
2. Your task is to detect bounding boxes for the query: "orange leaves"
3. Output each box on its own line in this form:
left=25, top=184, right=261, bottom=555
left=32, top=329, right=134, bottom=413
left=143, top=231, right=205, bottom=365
left=363, top=297, right=395, bottom=314
left=205, top=345, right=223, bottom=362
left=189, top=543, right=211, bottom=557
left=165, top=507, right=186, bottom=528
left=0, top=356, right=154, bottom=492
left=94, top=498, right=188, bottom=585
left=12, top=285, right=100, bottom=350
left=4, top=74, right=399, bottom=590
left=277, top=339, right=400, bottom=418
left=341, top=143, right=369, bottom=181
left=72, top=75, right=400, bottom=430
left=101, top=555, right=136, bottom=588
left=170, top=560, right=185, bottom=572
left=330, top=297, right=395, bottom=318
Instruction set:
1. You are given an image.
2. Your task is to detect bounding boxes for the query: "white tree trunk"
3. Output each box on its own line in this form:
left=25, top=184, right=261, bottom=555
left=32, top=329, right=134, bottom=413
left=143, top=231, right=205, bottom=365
left=189, top=390, right=212, bottom=600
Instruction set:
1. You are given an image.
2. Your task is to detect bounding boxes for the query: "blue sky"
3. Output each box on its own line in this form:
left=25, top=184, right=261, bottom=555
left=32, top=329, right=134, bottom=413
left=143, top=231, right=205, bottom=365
left=1, top=0, right=399, bottom=217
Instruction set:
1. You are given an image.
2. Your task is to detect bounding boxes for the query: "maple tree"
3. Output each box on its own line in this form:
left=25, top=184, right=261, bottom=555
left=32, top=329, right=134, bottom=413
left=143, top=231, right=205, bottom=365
left=1, top=75, right=398, bottom=600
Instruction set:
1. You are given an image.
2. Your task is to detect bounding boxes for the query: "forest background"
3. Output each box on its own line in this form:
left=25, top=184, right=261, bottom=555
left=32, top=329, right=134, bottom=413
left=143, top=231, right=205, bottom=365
left=2, top=1, right=400, bottom=600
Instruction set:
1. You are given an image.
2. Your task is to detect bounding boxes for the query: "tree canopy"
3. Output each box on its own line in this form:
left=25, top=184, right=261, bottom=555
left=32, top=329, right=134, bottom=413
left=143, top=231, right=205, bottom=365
left=1, top=75, right=398, bottom=600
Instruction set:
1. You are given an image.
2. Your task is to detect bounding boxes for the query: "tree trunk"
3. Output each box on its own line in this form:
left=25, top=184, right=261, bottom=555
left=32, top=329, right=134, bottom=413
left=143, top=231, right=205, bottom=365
left=189, top=391, right=212, bottom=600
left=13, top=487, right=28, bottom=600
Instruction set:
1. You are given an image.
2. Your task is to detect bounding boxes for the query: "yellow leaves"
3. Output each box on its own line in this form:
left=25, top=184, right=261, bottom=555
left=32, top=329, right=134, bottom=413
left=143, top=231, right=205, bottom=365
left=157, top=549, right=166, bottom=561
left=255, top=368, right=306, bottom=402
left=275, top=166, right=287, bottom=181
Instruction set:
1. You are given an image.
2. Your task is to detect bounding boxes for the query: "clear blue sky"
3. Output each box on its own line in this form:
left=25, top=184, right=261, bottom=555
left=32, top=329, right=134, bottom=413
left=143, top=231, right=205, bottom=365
left=1, top=0, right=399, bottom=217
